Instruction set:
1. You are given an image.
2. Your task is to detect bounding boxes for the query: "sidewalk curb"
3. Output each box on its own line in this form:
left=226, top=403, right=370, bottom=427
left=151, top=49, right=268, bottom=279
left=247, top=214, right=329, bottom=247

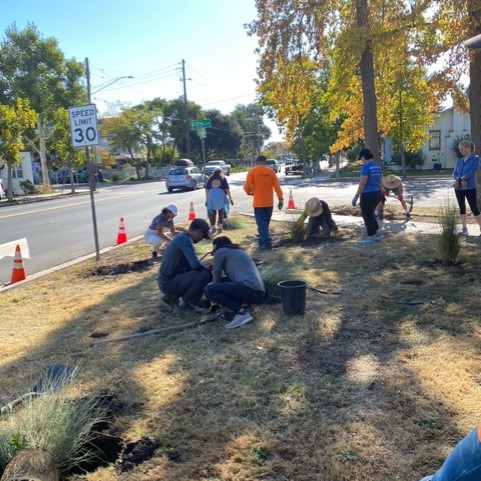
left=0, top=190, right=90, bottom=208
left=0, top=234, right=144, bottom=293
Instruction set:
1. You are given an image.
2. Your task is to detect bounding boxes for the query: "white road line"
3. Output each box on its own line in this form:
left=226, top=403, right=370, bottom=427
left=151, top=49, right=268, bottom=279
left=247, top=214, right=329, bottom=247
left=0, top=189, right=164, bottom=220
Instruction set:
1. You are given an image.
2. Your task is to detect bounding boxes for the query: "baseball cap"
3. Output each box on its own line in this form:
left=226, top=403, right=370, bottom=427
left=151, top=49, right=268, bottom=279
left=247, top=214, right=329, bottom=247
left=358, top=148, right=373, bottom=160
left=165, top=204, right=178, bottom=216
left=190, top=218, right=210, bottom=239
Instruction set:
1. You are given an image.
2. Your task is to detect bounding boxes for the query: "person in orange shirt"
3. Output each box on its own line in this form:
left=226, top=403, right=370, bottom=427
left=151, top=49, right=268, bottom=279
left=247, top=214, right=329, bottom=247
left=244, top=155, right=284, bottom=250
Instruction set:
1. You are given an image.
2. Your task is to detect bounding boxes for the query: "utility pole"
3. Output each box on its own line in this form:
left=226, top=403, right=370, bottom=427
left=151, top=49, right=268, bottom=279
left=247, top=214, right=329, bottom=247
left=181, top=59, right=191, bottom=159
left=85, top=57, right=100, bottom=261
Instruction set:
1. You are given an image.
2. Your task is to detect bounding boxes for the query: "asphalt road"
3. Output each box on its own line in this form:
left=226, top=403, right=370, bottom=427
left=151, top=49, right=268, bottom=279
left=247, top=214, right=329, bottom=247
left=0, top=171, right=454, bottom=285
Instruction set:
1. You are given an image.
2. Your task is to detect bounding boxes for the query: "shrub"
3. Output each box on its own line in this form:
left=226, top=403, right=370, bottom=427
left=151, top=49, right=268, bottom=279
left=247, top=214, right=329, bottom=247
left=346, top=143, right=363, bottom=162
left=392, top=150, right=426, bottom=169
left=437, top=202, right=461, bottom=265
left=19, top=180, right=37, bottom=195
left=287, top=213, right=307, bottom=242
left=111, top=173, right=120, bottom=182
left=224, top=216, right=244, bottom=230
left=451, top=134, right=471, bottom=158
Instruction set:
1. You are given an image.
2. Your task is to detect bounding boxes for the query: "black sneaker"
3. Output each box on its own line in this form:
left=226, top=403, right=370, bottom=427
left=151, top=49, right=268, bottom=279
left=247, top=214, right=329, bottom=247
left=404, top=212, right=411, bottom=220
left=152, top=251, right=158, bottom=260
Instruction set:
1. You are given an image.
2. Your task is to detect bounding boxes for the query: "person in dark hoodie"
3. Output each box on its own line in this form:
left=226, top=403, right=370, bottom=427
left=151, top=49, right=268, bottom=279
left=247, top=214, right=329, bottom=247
left=158, top=218, right=211, bottom=316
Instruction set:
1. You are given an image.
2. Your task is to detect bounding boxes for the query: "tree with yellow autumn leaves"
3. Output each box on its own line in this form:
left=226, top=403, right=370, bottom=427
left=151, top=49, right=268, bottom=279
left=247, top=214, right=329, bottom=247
left=250, top=0, right=480, bottom=172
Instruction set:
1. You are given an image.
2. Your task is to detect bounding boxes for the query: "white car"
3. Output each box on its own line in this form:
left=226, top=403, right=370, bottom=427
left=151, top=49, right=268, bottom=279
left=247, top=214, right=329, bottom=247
left=0, top=178, right=5, bottom=200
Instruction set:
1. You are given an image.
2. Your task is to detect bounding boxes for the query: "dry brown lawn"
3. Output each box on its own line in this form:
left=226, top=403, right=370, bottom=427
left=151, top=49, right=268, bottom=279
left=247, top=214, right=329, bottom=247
left=1, top=216, right=481, bottom=481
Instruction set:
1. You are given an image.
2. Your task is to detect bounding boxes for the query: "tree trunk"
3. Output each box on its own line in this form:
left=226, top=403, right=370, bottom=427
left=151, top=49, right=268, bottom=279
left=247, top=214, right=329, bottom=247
left=37, top=117, right=50, bottom=190
left=468, top=0, right=481, bottom=206
left=67, top=155, right=75, bottom=194
left=7, top=159, right=14, bottom=201
left=356, top=0, right=380, bottom=162
left=400, top=144, right=407, bottom=178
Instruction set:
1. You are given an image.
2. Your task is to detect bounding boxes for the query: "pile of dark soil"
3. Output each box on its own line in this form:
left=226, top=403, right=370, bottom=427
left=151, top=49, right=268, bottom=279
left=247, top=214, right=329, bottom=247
left=89, top=260, right=152, bottom=276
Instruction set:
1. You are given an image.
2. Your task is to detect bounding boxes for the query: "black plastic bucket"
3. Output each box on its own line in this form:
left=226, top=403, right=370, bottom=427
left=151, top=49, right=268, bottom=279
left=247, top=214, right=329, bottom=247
left=278, top=280, right=307, bottom=315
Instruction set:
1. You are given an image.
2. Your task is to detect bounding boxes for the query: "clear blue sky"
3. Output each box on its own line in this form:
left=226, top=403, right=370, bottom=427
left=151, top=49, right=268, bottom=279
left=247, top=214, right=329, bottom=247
left=0, top=0, right=282, bottom=139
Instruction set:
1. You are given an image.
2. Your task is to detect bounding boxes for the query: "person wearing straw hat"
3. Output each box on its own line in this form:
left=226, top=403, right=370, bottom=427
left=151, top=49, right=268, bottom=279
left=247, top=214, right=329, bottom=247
left=375, top=174, right=413, bottom=220
left=144, top=204, right=180, bottom=260
left=304, top=197, right=338, bottom=238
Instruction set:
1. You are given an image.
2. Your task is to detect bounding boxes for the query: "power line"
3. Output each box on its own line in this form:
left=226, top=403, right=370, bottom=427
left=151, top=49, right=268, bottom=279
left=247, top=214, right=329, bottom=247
left=201, top=93, right=257, bottom=106
left=99, top=71, right=180, bottom=93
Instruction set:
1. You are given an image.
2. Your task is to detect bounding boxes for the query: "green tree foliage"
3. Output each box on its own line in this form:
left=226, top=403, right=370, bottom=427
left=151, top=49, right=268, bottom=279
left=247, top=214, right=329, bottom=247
left=0, top=99, right=37, bottom=200
left=230, top=103, right=271, bottom=160
left=0, top=23, right=85, bottom=186
left=100, top=110, right=144, bottom=178
left=202, top=109, right=243, bottom=160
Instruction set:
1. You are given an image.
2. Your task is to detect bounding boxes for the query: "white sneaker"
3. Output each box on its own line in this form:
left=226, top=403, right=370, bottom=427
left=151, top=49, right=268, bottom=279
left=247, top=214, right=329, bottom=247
left=224, top=310, right=253, bottom=329
left=460, top=227, right=468, bottom=236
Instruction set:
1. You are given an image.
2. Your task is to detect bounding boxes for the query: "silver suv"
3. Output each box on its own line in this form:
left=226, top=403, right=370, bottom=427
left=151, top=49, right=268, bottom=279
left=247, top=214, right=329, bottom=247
left=205, top=160, right=231, bottom=176
left=166, top=166, right=205, bottom=192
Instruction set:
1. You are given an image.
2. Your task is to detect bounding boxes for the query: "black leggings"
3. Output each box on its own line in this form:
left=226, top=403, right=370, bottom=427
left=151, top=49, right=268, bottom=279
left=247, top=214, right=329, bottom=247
left=360, top=191, right=381, bottom=236
left=455, top=188, right=480, bottom=216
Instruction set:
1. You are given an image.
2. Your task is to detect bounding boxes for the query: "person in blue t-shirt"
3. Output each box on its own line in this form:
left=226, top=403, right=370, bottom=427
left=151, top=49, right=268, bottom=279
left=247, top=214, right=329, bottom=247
left=352, top=148, right=383, bottom=244
left=418, top=425, right=481, bottom=481
left=452, top=140, right=481, bottom=236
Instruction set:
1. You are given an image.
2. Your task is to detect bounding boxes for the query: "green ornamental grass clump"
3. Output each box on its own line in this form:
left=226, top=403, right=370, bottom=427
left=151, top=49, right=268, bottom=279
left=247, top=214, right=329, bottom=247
left=287, top=213, right=307, bottom=243
left=0, top=373, right=106, bottom=475
left=437, top=202, right=461, bottom=265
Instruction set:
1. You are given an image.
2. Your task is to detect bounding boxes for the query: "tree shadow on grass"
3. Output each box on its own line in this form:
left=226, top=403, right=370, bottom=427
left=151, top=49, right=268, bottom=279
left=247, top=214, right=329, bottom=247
left=1, top=231, right=480, bottom=481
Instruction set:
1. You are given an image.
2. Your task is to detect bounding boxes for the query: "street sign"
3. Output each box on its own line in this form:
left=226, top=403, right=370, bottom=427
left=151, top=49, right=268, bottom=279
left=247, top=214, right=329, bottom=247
left=197, top=128, right=207, bottom=139
left=191, top=119, right=211, bottom=130
left=68, top=104, right=99, bottom=148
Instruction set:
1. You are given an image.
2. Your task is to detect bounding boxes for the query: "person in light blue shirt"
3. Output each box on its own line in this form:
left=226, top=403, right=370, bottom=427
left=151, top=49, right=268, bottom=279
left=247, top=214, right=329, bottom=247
left=418, top=425, right=481, bottom=481
left=352, top=148, right=383, bottom=244
left=452, top=140, right=481, bottom=236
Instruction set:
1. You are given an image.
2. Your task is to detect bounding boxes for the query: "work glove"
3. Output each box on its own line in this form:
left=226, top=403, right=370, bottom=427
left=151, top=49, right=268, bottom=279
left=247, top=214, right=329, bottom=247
left=351, top=195, right=359, bottom=207
left=230, top=198, right=234, bottom=206
left=278, top=201, right=284, bottom=210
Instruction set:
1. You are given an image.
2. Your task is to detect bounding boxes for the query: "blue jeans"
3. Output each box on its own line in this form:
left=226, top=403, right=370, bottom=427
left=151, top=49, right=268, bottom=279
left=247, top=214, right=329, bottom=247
left=204, top=281, right=265, bottom=313
left=431, top=427, right=481, bottom=481
left=254, top=207, right=273, bottom=248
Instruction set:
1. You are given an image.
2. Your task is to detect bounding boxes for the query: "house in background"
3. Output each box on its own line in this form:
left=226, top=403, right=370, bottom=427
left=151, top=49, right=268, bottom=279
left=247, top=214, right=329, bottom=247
left=382, top=106, right=470, bottom=170
left=0, top=152, right=34, bottom=194
left=420, top=107, right=470, bottom=170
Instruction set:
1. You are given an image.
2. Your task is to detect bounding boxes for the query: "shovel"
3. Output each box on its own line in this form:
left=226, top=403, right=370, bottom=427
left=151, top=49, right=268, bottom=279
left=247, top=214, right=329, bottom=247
left=0, top=364, right=76, bottom=415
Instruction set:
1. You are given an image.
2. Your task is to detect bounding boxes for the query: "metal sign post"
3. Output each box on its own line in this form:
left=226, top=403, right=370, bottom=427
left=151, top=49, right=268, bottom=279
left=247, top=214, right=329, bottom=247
left=197, top=128, right=207, bottom=171
left=68, top=101, right=100, bottom=261
left=191, top=120, right=210, bottom=171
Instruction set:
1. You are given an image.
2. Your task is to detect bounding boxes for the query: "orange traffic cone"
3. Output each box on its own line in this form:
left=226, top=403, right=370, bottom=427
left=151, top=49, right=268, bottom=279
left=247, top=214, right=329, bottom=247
left=115, top=217, right=128, bottom=245
left=188, top=202, right=196, bottom=221
left=10, top=244, right=26, bottom=284
left=287, top=189, right=295, bottom=209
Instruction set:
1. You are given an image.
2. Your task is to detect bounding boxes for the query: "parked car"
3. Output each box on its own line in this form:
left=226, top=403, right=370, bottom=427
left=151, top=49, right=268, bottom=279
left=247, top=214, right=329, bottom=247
left=166, top=166, right=205, bottom=192
left=266, top=159, right=279, bottom=173
left=0, top=178, right=5, bottom=200
left=204, top=160, right=231, bottom=176
left=285, top=162, right=304, bottom=176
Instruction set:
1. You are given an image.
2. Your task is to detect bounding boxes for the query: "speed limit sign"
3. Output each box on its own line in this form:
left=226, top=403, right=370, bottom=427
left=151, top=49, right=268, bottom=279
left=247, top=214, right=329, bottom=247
left=68, top=104, right=99, bottom=148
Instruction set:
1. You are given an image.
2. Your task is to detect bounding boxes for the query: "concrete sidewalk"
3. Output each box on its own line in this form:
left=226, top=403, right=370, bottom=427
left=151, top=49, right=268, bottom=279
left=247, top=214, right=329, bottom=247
left=240, top=210, right=445, bottom=236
